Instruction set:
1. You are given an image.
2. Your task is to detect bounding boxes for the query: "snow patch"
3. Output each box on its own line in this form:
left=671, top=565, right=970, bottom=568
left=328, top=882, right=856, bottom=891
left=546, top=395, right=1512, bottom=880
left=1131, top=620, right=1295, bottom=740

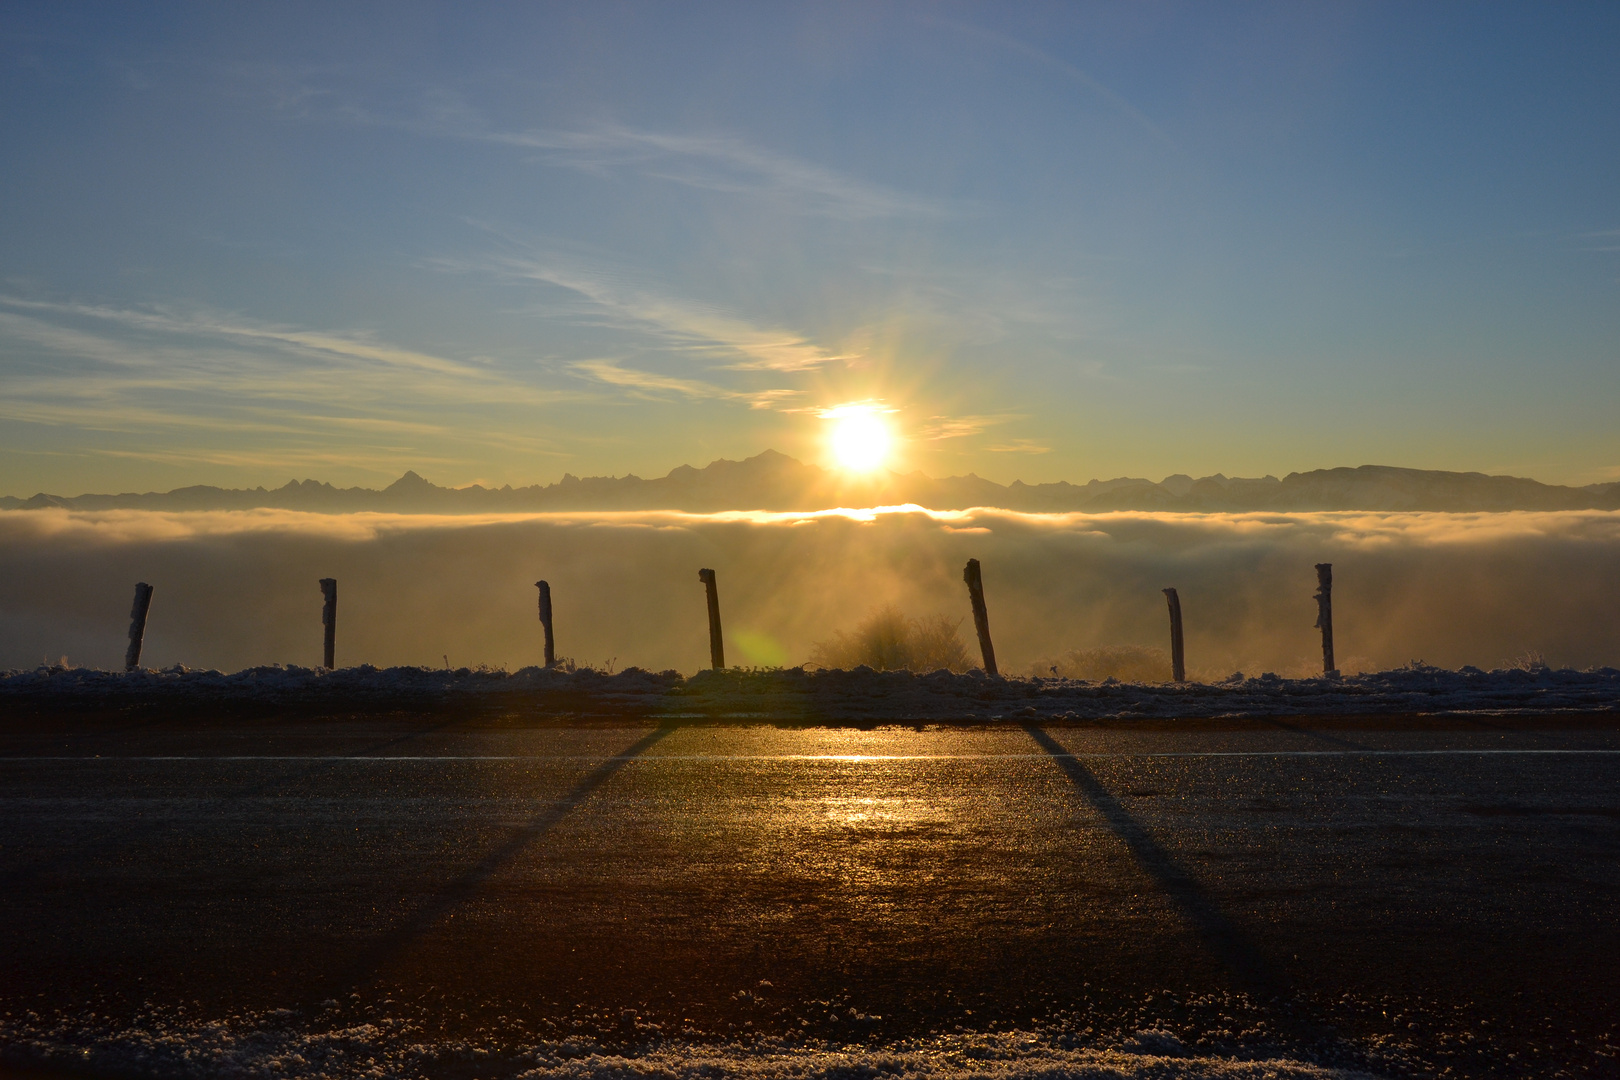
left=0, top=1009, right=1378, bottom=1080
left=2, top=661, right=1618, bottom=719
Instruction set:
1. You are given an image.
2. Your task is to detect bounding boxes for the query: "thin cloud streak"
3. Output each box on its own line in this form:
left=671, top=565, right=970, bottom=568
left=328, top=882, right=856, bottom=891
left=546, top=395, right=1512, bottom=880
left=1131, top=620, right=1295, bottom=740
left=986, top=439, right=1054, bottom=454
left=272, top=74, right=956, bottom=221
left=0, top=298, right=578, bottom=411
left=0, top=297, right=506, bottom=382
left=0, top=298, right=586, bottom=479
left=923, top=15, right=1179, bottom=152
left=501, top=126, right=954, bottom=219
left=569, top=359, right=799, bottom=410
left=419, top=106, right=958, bottom=220
left=78, top=445, right=474, bottom=476
left=479, top=252, right=854, bottom=373
left=917, top=414, right=1022, bottom=441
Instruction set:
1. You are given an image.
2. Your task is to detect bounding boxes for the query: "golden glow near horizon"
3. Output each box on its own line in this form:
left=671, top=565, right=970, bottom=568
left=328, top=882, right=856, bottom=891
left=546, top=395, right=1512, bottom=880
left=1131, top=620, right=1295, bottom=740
left=821, top=402, right=895, bottom=473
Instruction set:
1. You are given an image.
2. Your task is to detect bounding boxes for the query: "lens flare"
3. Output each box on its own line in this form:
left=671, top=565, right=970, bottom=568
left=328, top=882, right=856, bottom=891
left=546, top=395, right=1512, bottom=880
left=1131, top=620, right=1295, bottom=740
left=822, top=403, right=893, bottom=473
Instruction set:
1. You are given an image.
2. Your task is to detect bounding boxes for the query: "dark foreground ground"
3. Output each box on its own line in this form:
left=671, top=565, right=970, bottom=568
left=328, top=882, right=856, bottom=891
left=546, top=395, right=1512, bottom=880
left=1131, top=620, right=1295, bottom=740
left=1, top=707, right=1617, bottom=1079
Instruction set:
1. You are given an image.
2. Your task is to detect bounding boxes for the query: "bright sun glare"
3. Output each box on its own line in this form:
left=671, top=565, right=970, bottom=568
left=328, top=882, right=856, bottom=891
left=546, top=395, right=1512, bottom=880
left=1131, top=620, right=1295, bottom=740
left=824, top=404, right=894, bottom=473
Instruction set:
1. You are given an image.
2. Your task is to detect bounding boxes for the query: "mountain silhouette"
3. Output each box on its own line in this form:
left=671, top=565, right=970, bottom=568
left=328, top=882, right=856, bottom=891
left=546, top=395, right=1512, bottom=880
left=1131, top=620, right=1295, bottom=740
left=4, top=451, right=1617, bottom=514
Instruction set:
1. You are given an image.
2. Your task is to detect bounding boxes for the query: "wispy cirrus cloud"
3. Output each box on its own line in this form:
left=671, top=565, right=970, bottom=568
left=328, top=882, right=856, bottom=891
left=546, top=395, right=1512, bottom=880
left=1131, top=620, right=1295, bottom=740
left=257, top=70, right=955, bottom=221
left=1581, top=227, right=1620, bottom=252
left=916, top=413, right=1021, bottom=441
left=0, top=297, right=509, bottom=384
left=447, top=243, right=854, bottom=375
left=518, top=261, right=846, bottom=373
left=921, top=15, right=1178, bottom=152
left=985, top=438, right=1053, bottom=454
left=475, top=122, right=957, bottom=221
left=0, top=297, right=581, bottom=477
left=569, top=359, right=799, bottom=410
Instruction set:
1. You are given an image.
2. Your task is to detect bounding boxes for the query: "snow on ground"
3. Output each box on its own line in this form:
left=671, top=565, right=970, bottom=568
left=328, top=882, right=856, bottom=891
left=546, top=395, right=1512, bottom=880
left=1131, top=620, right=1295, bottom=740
left=0, top=1009, right=1377, bottom=1080
left=2, top=661, right=1618, bottom=719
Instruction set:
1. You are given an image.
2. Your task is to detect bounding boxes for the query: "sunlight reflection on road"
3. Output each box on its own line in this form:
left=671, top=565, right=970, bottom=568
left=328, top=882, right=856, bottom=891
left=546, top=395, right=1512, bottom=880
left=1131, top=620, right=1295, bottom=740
left=3, top=720, right=1615, bottom=1079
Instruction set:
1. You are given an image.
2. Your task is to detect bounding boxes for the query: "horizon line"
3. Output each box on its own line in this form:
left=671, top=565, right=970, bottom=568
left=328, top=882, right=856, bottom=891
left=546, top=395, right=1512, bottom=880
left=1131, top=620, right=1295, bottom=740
left=6, top=449, right=1617, bottom=502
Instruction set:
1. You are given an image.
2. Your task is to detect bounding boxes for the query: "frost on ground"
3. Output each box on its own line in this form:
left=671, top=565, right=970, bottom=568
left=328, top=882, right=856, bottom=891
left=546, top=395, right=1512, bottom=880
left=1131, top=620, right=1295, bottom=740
left=1, top=661, right=1618, bottom=720
left=0, top=1008, right=1379, bottom=1080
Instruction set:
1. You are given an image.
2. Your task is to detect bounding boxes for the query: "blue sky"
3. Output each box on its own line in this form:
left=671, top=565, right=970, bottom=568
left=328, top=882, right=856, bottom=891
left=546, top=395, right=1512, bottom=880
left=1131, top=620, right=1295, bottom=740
left=1, top=1, right=1617, bottom=493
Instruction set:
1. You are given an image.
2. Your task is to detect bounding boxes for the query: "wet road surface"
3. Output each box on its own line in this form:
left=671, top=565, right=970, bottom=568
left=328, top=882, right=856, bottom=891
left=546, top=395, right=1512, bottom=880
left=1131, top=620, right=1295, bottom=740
left=1, top=712, right=1617, bottom=1077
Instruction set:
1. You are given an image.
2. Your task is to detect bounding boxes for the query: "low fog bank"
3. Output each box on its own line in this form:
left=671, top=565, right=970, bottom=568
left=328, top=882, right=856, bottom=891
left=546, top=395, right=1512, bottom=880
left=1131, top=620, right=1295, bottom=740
left=2, top=507, right=1618, bottom=676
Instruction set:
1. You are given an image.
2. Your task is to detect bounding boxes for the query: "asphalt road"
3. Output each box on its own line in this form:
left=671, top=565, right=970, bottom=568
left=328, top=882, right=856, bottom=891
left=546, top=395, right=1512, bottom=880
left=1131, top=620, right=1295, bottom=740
left=2, top=712, right=1617, bottom=1077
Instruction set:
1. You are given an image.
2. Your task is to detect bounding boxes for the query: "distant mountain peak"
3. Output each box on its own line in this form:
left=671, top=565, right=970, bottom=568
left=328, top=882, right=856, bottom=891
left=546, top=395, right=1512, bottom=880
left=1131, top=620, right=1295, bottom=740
left=749, top=448, right=794, bottom=463
left=385, top=470, right=436, bottom=493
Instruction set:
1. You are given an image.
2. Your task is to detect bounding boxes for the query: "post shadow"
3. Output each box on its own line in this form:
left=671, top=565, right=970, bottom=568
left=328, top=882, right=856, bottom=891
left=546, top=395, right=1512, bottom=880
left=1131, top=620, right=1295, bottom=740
left=1022, top=723, right=1283, bottom=999
left=326, top=722, right=678, bottom=993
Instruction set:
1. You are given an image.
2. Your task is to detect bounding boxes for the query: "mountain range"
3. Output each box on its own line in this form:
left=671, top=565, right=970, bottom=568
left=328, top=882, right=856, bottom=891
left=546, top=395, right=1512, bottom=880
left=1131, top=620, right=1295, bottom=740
left=5, top=450, right=1619, bottom=513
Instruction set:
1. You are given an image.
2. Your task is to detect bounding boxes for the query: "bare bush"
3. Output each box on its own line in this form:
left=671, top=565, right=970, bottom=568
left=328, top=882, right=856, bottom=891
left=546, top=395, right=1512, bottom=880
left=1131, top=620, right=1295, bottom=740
left=808, top=606, right=972, bottom=672
left=1032, top=644, right=1173, bottom=683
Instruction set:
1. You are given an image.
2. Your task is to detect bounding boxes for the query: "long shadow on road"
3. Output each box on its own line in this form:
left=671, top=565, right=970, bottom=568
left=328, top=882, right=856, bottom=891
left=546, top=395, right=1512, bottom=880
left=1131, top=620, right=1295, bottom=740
left=327, top=722, right=678, bottom=996
left=1023, top=723, right=1284, bottom=1001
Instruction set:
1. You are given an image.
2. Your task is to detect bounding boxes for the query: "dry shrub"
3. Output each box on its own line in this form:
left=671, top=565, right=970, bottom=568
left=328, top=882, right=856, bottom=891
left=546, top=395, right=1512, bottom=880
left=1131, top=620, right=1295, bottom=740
left=1032, top=644, right=1173, bottom=683
left=808, top=605, right=972, bottom=672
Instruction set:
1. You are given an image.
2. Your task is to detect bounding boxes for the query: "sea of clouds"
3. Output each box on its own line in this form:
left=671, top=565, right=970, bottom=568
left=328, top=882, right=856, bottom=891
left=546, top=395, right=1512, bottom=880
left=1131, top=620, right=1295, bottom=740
left=2, top=506, right=1618, bottom=676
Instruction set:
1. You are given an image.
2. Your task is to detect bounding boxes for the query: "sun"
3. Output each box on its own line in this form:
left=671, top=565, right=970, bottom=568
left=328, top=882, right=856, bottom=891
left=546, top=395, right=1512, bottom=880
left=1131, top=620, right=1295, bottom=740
left=823, top=403, right=894, bottom=473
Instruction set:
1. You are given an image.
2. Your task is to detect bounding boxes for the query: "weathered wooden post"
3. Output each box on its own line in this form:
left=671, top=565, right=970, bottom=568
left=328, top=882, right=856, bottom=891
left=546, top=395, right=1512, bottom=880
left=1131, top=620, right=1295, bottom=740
left=1314, top=563, right=1335, bottom=676
left=535, top=580, right=555, bottom=667
left=124, top=582, right=154, bottom=672
left=1162, top=587, right=1185, bottom=682
left=319, top=577, right=337, bottom=670
left=698, top=568, right=724, bottom=670
left=962, top=558, right=998, bottom=676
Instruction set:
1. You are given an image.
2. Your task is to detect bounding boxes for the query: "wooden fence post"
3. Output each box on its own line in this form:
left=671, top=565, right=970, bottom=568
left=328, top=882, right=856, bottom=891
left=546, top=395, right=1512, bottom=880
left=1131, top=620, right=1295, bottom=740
left=1162, top=587, right=1185, bottom=682
left=124, top=582, right=154, bottom=672
left=962, top=558, right=998, bottom=676
left=319, top=578, right=337, bottom=670
left=698, top=568, right=725, bottom=670
left=535, top=580, right=555, bottom=667
left=1314, top=563, right=1336, bottom=676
